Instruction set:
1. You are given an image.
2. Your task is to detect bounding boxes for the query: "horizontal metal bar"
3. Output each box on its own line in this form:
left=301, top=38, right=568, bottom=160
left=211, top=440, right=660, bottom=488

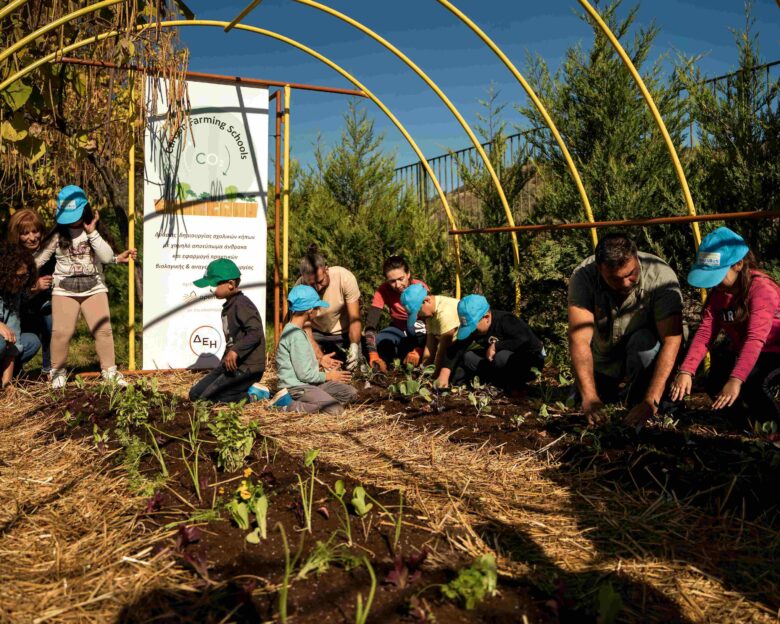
left=448, top=210, right=780, bottom=235
left=56, top=56, right=367, bottom=97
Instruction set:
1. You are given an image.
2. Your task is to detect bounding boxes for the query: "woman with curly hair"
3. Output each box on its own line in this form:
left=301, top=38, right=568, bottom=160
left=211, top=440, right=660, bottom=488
left=35, top=185, right=136, bottom=389
left=7, top=209, right=55, bottom=373
left=0, top=241, right=40, bottom=387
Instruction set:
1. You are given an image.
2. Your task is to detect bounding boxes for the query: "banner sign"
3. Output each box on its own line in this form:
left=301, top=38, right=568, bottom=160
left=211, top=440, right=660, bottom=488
left=143, top=78, right=268, bottom=369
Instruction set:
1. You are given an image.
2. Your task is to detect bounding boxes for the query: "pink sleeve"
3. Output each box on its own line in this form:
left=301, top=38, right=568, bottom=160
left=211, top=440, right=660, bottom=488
left=731, top=279, right=779, bottom=381
left=371, top=285, right=386, bottom=309
left=680, top=302, right=716, bottom=375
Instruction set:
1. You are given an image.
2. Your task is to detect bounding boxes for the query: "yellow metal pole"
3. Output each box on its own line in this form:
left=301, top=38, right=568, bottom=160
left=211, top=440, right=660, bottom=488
left=0, top=18, right=461, bottom=297
left=282, top=84, right=291, bottom=318
left=437, top=0, right=598, bottom=249
left=296, top=0, right=512, bottom=296
left=128, top=71, right=136, bottom=371
left=576, top=0, right=701, bottom=249
left=0, top=0, right=29, bottom=21
left=0, top=0, right=124, bottom=64
left=225, top=0, right=263, bottom=32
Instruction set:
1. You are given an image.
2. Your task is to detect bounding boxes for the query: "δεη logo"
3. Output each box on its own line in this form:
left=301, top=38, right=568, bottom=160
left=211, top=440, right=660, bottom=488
left=190, top=325, right=223, bottom=356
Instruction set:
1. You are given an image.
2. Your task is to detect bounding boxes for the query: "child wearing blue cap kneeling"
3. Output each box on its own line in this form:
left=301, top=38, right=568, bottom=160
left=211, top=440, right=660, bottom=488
left=273, top=285, right=357, bottom=414
left=670, top=227, right=780, bottom=418
left=436, top=294, right=545, bottom=396
left=190, top=258, right=267, bottom=403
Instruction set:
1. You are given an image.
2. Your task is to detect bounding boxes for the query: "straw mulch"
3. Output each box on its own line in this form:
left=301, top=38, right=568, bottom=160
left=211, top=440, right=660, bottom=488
left=1, top=372, right=778, bottom=623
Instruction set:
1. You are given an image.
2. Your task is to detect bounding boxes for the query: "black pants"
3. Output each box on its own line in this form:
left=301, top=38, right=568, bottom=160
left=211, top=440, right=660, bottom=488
left=706, top=348, right=780, bottom=419
left=189, top=365, right=264, bottom=404
left=451, top=348, right=545, bottom=392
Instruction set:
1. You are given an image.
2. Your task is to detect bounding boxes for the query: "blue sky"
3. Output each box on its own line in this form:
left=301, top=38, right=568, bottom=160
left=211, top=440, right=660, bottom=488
left=177, top=0, right=780, bottom=170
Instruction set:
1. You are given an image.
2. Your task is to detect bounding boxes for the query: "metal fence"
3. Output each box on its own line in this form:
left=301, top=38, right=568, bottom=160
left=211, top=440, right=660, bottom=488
left=396, top=60, right=779, bottom=215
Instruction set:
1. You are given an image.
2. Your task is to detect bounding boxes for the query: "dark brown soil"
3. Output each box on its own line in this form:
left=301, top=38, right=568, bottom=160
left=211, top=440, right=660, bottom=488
left=45, top=385, right=560, bottom=624
left=356, top=371, right=780, bottom=522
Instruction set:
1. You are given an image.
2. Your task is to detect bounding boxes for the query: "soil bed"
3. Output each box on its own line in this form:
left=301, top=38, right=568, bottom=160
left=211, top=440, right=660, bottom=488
left=46, top=384, right=556, bottom=623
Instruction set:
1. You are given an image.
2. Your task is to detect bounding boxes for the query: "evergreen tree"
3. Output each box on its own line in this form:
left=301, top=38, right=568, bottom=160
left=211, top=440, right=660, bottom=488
left=678, top=4, right=780, bottom=261
left=518, top=0, right=692, bottom=267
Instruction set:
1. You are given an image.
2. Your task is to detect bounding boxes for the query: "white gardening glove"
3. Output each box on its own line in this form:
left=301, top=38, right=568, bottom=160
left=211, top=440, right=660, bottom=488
left=345, top=342, right=361, bottom=371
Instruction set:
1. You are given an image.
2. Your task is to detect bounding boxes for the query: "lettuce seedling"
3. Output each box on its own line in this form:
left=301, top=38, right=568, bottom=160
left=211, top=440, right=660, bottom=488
left=441, top=554, right=497, bottom=610
left=245, top=493, right=269, bottom=543
left=384, top=548, right=427, bottom=589
left=351, top=486, right=373, bottom=517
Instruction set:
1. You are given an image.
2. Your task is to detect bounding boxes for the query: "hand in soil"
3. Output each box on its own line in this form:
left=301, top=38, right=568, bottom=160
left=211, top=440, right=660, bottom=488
left=670, top=371, right=692, bottom=402
left=583, top=398, right=607, bottom=426
left=712, top=377, right=742, bottom=410
left=623, top=399, right=656, bottom=431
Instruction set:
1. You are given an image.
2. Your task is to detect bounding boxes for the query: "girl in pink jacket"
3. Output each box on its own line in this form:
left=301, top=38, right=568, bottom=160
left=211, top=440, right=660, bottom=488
left=670, top=227, right=780, bottom=418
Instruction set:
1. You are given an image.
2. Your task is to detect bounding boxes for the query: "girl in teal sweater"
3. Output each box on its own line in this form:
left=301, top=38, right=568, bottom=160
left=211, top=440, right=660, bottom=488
left=273, top=285, right=357, bottom=414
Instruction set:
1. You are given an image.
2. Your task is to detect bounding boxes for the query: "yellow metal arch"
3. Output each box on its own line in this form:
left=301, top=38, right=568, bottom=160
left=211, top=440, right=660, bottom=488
left=294, top=0, right=521, bottom=303
left=0, top=0, right=28, bottom=21
left=576, top=0, right=702, bottom=250
left=0, top=17, right=463, bottom=296
left=437, top=0, right=598, bottom=249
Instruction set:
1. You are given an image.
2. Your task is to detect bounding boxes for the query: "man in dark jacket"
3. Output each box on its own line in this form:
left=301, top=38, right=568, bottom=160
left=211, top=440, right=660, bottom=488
left=189, top=258, right=267, bottom=403
left=436, top=294, right=544, bottom=394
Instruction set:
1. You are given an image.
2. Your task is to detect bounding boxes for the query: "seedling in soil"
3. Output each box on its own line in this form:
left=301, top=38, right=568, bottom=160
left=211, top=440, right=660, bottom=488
left=295, top=534, right=361, bottom=580
left=276, top=522, right=304, bottom=624
left=510, top=413, right=527, bottom=429
left=328, top=479, right=353, bottom=545
left=181, top=444, right=202, bottom=502
left=226, top=478, right=268, bottom=541
left=354, top=556, right=377, bottom=624
left=361, top=489, right=405, bottom=552
left=596, top=582, right=623, bottom=624
left=208, top=402, right=259, bottom=473
left=143, top=425, right=169, bottom=478
left=296, top=449, right=319, bottom=533
left=388, top=365, right=436, bottom=402
left=384, top=548, right=427, bottom=589
left=351, top=485, right=373, bottom=517
left=92, top=424, right=109, bottom=452
left=440, top=554, right=497, bottom=610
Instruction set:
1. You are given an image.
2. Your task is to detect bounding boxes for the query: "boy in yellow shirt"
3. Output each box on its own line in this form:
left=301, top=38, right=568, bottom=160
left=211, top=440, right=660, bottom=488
left=401, top=283, right=459, bottom=375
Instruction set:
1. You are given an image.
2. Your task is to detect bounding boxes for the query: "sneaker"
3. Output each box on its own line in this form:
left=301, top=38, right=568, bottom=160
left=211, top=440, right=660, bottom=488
left=270, top=388, right=293, bottom=408
left=50, top=368, right=67, bottom=390
left=101, top=366, right=128, bottom=388
left=248, top=383, right=271, bottom=402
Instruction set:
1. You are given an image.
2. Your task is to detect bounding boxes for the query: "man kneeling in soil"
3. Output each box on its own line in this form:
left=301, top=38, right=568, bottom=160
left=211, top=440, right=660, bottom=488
left=435, top=294, right=545, bottom=395
left=568, top=232, right=683, bottom=428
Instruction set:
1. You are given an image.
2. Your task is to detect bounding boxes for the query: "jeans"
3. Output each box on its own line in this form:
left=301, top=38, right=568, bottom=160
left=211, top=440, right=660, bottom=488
left=375, top=326, right=426, bottom=363
left=592, top=328, right=662, bottom=407
left=451, top=347, right=545, bottom=392
left=1, top=333, right=42, bottom=371
left=189, top=365, right=264, bottom=404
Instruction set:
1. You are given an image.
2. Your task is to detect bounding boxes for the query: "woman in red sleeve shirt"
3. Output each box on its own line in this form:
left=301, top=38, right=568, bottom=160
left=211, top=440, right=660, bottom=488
left=670, top=227, right=780, bottom=418
left=365, top=255, right=427, bottom=372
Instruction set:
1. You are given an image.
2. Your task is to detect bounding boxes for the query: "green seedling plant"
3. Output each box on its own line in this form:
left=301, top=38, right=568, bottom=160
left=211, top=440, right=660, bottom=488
left=295, top=534, right=361, bottom=580
left=208, top=402, right=259, bottom=472
left=354, top=556, right=377, bottom=624
left=441, top=554, right=497, bottom=610
left=361, top=489, right=404, bottom=552
left=351, top=485, right=373, bottom=517
left=329, top=479, right=353, bottom=545
left=73, top=375, right=86, bottom=390
left=181, top=444, right=202, bottom=502
left=296, top=449, right=319, bottom=533
left=141, top=425, right=168, bottom=478
left=226, top=477, right=269, bottom=542
left=92, top=424, right=109, bottom=451
left=388, top=365, right=435, bottom=402
left=276, top=523, right=304, bottom=624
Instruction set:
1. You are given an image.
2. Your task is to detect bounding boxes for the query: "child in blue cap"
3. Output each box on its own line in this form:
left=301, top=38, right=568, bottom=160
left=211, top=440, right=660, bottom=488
left=436, top=294, right=544, bottom=396
left=670, top=227, right=780, bottom=418
left=273, top=285, right=358, bottom=414
left=189, top=258, right=267, bottom=404
left=35, top=185, right=136, bottom=388
left=400, top=283, right=460, bottom=376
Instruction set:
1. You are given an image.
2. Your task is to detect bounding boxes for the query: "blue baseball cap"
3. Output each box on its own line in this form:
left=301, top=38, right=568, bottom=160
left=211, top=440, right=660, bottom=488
left=288, top=284, right=329, bottom=313
left=400, top=283, right=429, bottom=333
left=687, top=227, right=750, bottom=289
left=56, top=185, right=89, bottom=225
left=456, top=294, right=490, bottom=340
